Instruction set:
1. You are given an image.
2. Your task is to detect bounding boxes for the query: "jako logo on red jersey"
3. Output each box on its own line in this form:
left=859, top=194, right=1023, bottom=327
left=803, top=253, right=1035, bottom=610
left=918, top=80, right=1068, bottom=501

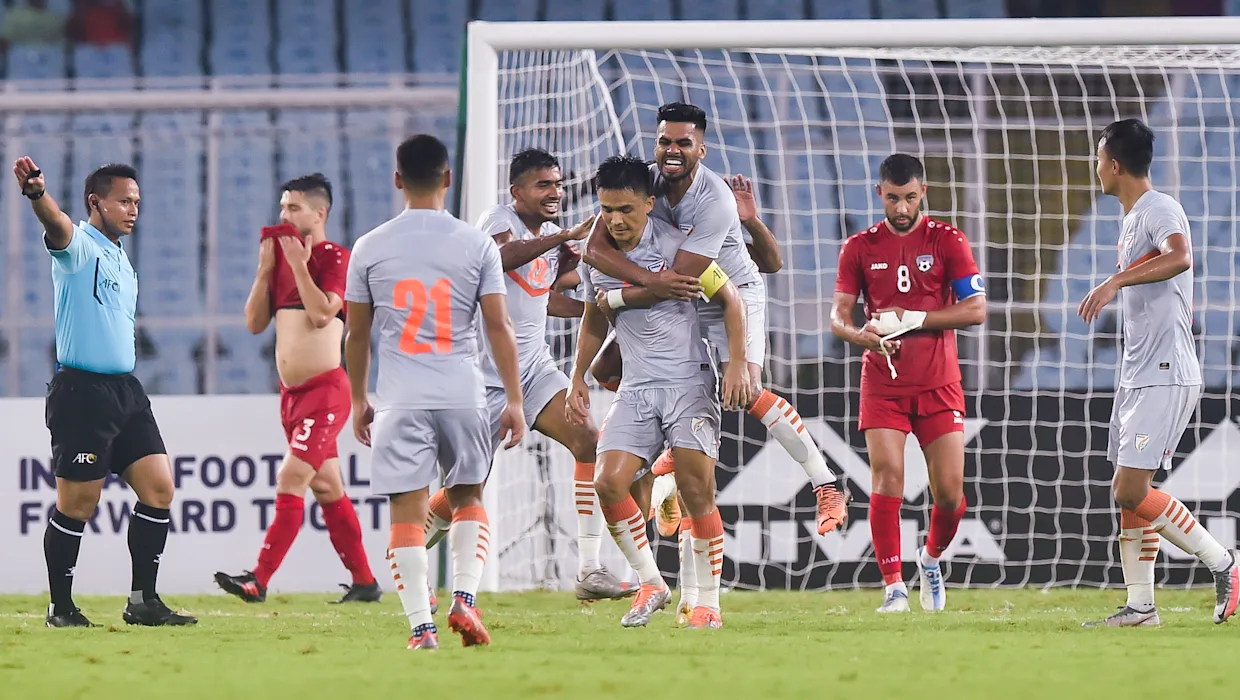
left=870, top=263, right=888, bottom=270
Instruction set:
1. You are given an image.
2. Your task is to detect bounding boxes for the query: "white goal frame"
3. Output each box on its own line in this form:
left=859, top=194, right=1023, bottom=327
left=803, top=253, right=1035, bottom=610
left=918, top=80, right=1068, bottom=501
left=461, top=15, right=1240, bottom=226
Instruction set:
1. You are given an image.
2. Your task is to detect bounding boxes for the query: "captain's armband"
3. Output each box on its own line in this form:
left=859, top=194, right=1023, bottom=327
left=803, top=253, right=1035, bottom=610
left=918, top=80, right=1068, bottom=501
left=698, top=261, right=729, bottom=301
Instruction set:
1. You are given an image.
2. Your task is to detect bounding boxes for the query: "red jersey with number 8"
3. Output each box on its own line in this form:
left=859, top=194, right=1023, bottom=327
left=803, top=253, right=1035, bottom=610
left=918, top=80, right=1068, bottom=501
left=835, top=217, right=980, bottom=397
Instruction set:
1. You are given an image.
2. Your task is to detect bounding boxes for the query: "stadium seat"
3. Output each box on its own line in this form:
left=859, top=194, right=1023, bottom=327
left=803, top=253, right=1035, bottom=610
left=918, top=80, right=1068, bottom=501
left=276, top=110, right=345, bottom=243
left=474, top=0, right=540, bottom=22
left=1226, top=0, right=1240, bottom=16
left=944, top=0, right=1008, bottom=18
left=809, top=0, right=873, bottom=20
left=136, top=113, right=205, bottom=318
left=544, top=3, right=606, bottom=21
left=141, top=32, right=204, bottom=77
left=410, top=2, right=469, bottom=74
left=134, top=329, right=201, bottom=395
left=214, top=326, right=277, bottom=394
left=344, top=0, right=405, bottom=75
left=746, top=0, right=807, bottom=19
left=216, top=111, right=277, bottom=312
left=678, top=0, right=740, bottom=21
left=878, top=0, right=940, bottom=19
left=16, top=129, right=68, bottom=321
left=344, top=110, right=400, bottom=245
left=6, top=44, right=67, bottom=81
left=275, top=0, right=337, bottom=74
left=612, top=0, right=674, bottom=21
left=18, top=329, right=57, bottom=397
left=209, top=0, right=272, bottom=75
left=72, top=45, right=135, bottom=80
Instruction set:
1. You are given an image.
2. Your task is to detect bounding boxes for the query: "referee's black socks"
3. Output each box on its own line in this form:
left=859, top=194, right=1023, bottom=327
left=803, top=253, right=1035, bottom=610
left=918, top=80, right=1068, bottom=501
left=44, top=508, right=86, bottom=616
left=128, top=502, right=171, bottom=603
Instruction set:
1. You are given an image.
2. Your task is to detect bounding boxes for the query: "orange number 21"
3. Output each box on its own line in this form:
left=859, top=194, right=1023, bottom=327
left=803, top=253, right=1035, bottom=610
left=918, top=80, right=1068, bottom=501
left=394, top=278, right=453, bottom=355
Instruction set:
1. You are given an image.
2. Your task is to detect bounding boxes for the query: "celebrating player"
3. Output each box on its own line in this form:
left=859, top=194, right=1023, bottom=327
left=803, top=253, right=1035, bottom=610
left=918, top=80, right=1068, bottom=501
left=569, top=155, right=750, bottom=630
left=345, top=134, right=526, bottom=650
left=583, top=102, right=848, bottom=539
left=420, top=148, right=633, bottom=604
left=215, top=174, right=379, bottom=604
left=1078, top=119, right=1237, bottom=627
left=829, top=154, right=986, bottom=613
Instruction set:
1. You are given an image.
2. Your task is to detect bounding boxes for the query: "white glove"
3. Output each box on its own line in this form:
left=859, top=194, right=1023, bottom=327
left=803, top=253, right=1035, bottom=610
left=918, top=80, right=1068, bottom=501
left=868, top=310, right=926, bottom=380
left=650, top=473, right=678, bottom=517
left=868, top=310, right=927, bottom=340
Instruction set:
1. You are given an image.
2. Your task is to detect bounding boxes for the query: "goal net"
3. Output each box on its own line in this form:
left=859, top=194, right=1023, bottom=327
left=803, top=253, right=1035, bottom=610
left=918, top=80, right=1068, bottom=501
left=466, top=18, right=1240, bottom=591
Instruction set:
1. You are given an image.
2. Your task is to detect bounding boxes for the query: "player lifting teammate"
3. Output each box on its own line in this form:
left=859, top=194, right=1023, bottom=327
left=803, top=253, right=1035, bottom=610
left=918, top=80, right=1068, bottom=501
left=1077, top=119, right=1238, bottom=627
left=830, top=154, right=986, bottom=613
left=420, top=148, right=633, bottom=603
left=584, top=103, right=848, bottom=539
left=570, top=155, right=751, bottom=630
left=345, top=135, right=526, bottom=650
left=215, top=174, right=379, bottom=604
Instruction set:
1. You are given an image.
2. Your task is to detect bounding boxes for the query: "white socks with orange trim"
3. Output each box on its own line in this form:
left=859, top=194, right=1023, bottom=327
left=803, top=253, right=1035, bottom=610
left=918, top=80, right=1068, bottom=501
left=1120, top=509, right=1157, bottom=612
left=749, top=390, right=835, bottom=487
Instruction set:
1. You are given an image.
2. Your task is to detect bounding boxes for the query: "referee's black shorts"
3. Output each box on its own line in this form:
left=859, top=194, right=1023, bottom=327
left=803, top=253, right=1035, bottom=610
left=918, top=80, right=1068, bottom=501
left=45, top=367, right=167, bottom=482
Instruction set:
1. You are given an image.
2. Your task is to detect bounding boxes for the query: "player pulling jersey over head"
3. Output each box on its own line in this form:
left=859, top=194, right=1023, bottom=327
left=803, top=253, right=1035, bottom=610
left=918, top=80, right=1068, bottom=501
left=215, top=173, right=378, bottom=606
left=422, top=148, right=633, bottom=603
left=583, top=102, right=848, bottom=546
left=1077, top=118, right=1237, bottom=628
left=344, top=135, right=527, bottom=650
left=830, top=153, right=987, bottom=614
left=569, top=154, right=749, bottom=630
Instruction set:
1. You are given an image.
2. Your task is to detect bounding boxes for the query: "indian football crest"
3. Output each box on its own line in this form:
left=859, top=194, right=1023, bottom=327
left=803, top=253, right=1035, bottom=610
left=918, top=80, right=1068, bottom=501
left=691, top=417, right=706, bottom=435
left=1135, top=434, right=1151, bottom=452
left=916, top=254, right=934, bottom=272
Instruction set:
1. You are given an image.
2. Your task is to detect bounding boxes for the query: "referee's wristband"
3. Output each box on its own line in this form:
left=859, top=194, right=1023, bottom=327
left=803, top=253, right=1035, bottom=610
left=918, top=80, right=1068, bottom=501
left=606, top=289, right=626, bottom=311
left=24, top=189, right=44, bottom=201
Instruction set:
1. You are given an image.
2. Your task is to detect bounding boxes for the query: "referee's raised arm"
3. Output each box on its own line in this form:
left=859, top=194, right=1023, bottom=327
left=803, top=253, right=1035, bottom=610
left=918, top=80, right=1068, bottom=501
left=13, top=156, right=73, bottom=249
left=16, top=158, right=197, bottom=630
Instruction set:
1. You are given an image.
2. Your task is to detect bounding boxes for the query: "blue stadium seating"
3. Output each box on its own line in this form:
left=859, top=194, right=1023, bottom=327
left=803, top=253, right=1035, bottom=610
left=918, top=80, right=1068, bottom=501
left=136, top=112, right=204, bottom=318
left=18, top=329, right=57, bottom=397
left=276, top=110, right=345, bottom=243
left=746, top=0, right=808, bottom=19
left=475, top=0, right=540, bottom=22
left=544, top=3, right=607, bottom=21
left=135, top=329, right=201, bottom=395
left=276, top=0, right=337, bottom=75
left=210, top=0, right=272, bottom=75
left=878, top=0, right=940, bottom=19
left=343, top=110, right=399, bottom=245
left=140, top=0, right=204, bottom=76
left=216, top=111, right=276, bottom=312
left=72, top=45, right=134, bottom=80
left=809, top=0, right=874, bottom=20
left=612, top=0, right=674, bottom=21
left=16, top=121, right=69, bottom=323
left=6, top=44, right=67, bottom=81
left=214, top=326, right=277, bottom=394
left=409, top=2, right=469, bottom=74
left=944, top=0, right=1010, bottom=18
left=344, top=0, right=405, bottom=75
left=678, top=0, right=741, bottom=21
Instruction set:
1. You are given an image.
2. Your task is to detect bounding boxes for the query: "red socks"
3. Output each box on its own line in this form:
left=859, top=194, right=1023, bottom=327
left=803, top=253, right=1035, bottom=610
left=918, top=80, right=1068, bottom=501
left=322, top=495, right=376, bottom=586
left=925, top=502, right=967, bottom=559
left=869, top=493, right=903, bottom=585
left=254, top=493, right=304, bottom=588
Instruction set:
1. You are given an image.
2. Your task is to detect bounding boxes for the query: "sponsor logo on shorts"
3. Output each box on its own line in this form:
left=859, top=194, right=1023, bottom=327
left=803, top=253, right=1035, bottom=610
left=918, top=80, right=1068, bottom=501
left=917, top=254, right=934, bottom=272
left=72, top=453, right=97, bottom=464
left=953, top=411, right=964, bottom=424
left=1135, top=434, right=1150, bottom=452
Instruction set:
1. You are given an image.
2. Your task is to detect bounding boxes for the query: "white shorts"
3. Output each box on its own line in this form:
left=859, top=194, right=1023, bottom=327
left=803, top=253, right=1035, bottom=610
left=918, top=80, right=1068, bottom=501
left=698, top=280, right=767, bottom=366
left=369, top=407, right=493, bottom=495
left=485, top=354, right=570, bottom=455
left=1107, top=384, right=1202, bottom=470
left=598, top=385, right=721, bottom=464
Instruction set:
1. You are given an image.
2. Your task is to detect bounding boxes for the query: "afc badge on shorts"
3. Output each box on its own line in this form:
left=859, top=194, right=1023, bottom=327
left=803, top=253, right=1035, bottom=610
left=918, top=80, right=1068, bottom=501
left=1135, top=433, right=1150, bottom=452
left=916, top=254, right=934, bottom=272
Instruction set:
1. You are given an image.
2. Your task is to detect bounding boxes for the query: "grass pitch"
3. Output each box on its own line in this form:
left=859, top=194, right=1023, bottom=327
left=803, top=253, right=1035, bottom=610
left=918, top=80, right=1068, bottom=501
left=1, top=588, right=1236, bottom=699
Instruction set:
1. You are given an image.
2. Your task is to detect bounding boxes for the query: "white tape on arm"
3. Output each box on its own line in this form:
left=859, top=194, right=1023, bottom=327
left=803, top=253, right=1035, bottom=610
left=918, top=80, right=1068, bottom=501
left=606, top=288, right=626, bottom=310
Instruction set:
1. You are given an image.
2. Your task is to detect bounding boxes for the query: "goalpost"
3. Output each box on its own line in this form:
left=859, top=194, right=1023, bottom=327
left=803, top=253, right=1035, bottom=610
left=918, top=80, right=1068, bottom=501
left=463, top=17, right=1240, bottom=592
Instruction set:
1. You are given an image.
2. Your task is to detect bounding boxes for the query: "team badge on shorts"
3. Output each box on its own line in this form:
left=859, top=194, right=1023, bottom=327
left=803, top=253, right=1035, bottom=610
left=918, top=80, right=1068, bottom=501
left=1135, top=434, right=1150, bottom=451
left=917, top=254, right=934, bottom=272
left=691, top=417, right=707, bottom=435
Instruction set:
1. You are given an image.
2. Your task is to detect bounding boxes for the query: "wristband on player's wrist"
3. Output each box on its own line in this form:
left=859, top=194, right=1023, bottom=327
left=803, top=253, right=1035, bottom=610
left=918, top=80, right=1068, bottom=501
left=605, top=289, right=626, bottom=311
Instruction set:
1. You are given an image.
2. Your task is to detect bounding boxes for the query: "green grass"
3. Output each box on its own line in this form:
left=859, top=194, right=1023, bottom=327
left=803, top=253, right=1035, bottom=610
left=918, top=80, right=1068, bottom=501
left=1, top=589, right=1237, bottom=699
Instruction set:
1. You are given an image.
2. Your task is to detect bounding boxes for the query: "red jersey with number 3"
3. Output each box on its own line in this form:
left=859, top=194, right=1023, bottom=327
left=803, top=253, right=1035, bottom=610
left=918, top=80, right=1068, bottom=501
left=835, top=217, right=979, bottom=397
left=269, top=238, right=349, bottom=320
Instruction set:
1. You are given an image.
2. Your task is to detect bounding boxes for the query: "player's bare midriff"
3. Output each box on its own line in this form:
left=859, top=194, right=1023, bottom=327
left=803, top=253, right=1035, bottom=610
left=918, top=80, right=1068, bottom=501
left=274, top=308, right=343, bottom=387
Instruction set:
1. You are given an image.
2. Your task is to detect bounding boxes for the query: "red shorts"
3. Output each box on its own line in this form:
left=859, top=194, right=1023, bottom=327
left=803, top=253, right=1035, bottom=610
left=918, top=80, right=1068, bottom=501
left=279, top=367, right=351, bottom=470
left=858, top=382, right=965, bottom=447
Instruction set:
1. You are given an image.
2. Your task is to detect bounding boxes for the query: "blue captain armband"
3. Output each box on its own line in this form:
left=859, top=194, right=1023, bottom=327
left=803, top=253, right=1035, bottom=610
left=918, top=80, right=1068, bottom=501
left=952, top=274, right=986, bottom=301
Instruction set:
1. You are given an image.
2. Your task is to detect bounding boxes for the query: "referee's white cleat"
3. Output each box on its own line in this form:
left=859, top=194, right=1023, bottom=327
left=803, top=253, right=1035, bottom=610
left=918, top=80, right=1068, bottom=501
left=917, top=546, right=946, bottom=612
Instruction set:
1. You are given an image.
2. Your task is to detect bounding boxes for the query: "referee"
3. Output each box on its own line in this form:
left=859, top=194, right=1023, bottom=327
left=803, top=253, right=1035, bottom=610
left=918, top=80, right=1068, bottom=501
left=14, top=157, right=196, bottom=628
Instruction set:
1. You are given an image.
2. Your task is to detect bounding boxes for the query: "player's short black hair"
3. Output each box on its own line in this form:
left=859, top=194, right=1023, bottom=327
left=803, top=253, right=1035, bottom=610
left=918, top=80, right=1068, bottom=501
left=593, top=155, right=652, bottom=198
left=656, top=102, right=708, bottom=133
left=282, top=172, right=333, bottom=210
left=83, top=163, right=138, bottom=213
left=396, top=134, right=451, bottom=190
left=1099, top=118, right=1155, bottom=178
left=878, top=154, right=925, bottom=187
left=509, top=148, right=559, bottom=185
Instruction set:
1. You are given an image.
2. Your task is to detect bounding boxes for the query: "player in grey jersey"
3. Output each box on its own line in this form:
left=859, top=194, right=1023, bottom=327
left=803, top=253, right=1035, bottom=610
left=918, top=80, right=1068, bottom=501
left=582, top=105, right=848, bottom=623
left=568, top=155, right=751, bottom=630
left=419, top=149, right=633, bottom=603
left=344, top=135, right=526, bottom=650
left=1078, top=118, right=1237, bottom=628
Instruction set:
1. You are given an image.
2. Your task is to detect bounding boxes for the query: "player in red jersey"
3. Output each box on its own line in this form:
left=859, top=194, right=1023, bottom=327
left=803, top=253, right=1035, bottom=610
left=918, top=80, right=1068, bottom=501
left=214, top=173, right=380, bottom=604
left=830, top=154, right=986, bottom=614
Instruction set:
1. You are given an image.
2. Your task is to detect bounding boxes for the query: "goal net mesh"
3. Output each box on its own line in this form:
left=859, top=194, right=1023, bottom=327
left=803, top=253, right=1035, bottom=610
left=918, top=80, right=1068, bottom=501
left=483, top=44, right=1240, bottom=591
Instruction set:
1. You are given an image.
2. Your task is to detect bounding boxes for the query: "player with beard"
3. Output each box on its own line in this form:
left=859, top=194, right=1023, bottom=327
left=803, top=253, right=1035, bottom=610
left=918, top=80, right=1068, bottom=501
left=830, top=154, right=986, bottom=613
left=420, top=149, right=634, bottom=604
left=215, top=174, right=379, bottom=604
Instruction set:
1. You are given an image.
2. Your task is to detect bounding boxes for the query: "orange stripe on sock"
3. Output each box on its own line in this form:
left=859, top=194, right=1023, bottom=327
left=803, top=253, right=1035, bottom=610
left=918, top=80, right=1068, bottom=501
left=1133, top=489, right=1172, bottom=523
left=680, top=517, right=694, bottom=534
left=428, top=489, right=452, bottom=521
left=574, top=461, right=596, bottom=481
left=1121, top=509, right=1152, bottom=529
left=691, top=510, right=725, bottom=540
left=389, top=522, right=426, bottom=549
left=748, top=390, right=778, bottom=418
left=601, top=496, right=640, bottom=524
left=1184, top=520, right=1196, bottom=534
left=453, top=505, right=488, bottom=525
left=1139, top=557, right=1156, bottom=561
